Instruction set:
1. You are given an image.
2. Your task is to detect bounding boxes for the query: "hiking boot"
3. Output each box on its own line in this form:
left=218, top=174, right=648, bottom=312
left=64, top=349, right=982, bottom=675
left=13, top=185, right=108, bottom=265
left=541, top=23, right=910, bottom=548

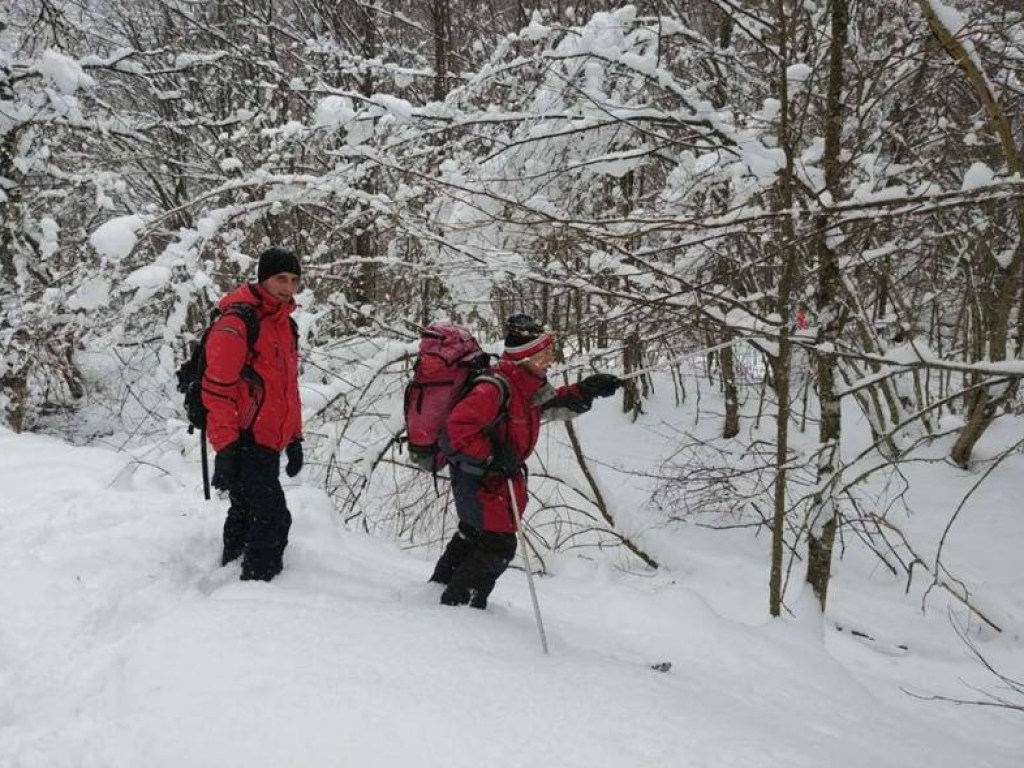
left=240, top=558, right=282, bottom=582
left=440, top=586, right=470, bottom=606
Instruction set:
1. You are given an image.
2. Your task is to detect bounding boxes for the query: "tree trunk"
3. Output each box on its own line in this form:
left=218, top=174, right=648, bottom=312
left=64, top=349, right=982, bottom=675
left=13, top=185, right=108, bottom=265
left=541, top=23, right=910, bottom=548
left=720, top=330, right=740, bottom=439
left=805, top=0, right=848, bottom=611
left=622, top=330, right=647, bottom=419
left=0, top=132, right=19, bottom=283
left=913, top=0, right=1024, bottom=467
left=563, top=420, right=658, bottom=569
left=432, top=0, right=451, bottom=101
left=768, top=0, right=799, bottom=618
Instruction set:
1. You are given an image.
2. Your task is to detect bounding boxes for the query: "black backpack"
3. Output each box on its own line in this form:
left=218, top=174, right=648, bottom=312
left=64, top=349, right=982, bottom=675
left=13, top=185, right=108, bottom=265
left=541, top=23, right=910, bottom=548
left=175, top=305, right=261, bottom=432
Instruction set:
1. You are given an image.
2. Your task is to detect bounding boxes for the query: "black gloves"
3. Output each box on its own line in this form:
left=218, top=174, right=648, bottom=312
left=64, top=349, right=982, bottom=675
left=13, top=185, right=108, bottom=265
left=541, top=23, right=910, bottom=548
left=213, top=438, right=301, bottom=490
left=212, top=442, right=242, bottom=491
left=488, top=441, right=521, bottom=478
left=285, top=439, right=304, bottom=477
left=579, top=373, right=623, bottom=399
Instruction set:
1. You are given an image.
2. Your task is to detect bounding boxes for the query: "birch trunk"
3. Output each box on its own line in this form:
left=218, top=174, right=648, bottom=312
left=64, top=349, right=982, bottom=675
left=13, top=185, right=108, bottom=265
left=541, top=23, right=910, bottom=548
left=805, top=0, right=848, bottom=611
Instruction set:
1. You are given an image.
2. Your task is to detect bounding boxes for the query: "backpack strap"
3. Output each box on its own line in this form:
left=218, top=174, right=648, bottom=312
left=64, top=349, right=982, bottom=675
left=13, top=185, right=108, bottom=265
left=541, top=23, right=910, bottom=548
left=476, top=372, right=512, bottom=467
left=218, top=304, right=261, bottom=353
left=471, top=373, right=510, bottom=419
left=444, top=372, right=511, bottom=477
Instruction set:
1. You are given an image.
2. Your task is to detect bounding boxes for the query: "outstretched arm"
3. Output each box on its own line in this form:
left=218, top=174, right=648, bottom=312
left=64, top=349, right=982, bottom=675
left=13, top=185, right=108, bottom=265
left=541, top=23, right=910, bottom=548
left=543, top=373, right=623, bottom=422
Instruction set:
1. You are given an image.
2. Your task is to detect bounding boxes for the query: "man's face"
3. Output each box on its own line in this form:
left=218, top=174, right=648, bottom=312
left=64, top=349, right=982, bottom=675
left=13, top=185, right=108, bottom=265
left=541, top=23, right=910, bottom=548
left=261, top=272, right=301, bottom=303
left=521, top=345, right=555, bottom=378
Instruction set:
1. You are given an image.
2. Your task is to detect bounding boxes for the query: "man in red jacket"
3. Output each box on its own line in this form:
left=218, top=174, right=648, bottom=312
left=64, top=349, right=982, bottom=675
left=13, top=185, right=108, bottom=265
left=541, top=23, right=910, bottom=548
left=202, top=247, right=304, bottom=582
left=429, top=314, right=622, bottom=608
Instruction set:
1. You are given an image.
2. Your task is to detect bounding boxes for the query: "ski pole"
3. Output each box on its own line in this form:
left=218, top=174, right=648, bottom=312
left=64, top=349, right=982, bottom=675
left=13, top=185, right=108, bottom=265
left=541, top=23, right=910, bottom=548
left=507, top=477, right=549, bottom=655
left=200, top=428, right=211, bottom=500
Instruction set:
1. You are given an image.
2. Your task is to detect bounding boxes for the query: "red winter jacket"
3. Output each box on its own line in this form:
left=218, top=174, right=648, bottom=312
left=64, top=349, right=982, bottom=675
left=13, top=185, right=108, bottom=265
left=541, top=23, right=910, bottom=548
left=201, top=283, right=302, bottom=453
left=445, top=357, right=588, bottom=532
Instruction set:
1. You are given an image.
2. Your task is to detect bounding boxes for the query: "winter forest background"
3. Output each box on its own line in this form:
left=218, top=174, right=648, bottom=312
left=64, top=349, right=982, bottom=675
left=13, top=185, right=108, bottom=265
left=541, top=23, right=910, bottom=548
left=3, top=0, right=1024, bottom=726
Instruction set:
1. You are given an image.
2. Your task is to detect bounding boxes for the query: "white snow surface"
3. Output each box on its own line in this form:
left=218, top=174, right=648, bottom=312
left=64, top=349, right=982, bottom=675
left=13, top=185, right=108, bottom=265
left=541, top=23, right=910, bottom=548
left=35, top=50, right=95, bottom=94
left=962, top=161, right=995, bottom=190
left=66, top=275, right=112, bottom=311
left=370, top=94, right=415, bottom=123
left=313, top=96, right=355, bottom=129
left=88, top=215, right=145, bottom=262
left=786, top=63, right=813, bottom=87
left=1, top=409, right=1022, bottom=766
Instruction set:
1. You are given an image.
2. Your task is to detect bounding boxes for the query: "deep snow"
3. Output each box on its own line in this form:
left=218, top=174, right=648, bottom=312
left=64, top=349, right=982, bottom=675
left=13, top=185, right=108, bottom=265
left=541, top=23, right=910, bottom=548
left=1, top=411, right=1022, bottom=767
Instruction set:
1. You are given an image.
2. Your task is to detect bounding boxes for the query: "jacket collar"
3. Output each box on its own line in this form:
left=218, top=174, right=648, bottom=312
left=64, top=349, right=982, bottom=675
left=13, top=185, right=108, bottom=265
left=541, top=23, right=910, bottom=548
left=245, top=282, right=295, bottom=317
left=497, top=357, right=548, bottom=402
left=218, top=282, right=296, bottom=319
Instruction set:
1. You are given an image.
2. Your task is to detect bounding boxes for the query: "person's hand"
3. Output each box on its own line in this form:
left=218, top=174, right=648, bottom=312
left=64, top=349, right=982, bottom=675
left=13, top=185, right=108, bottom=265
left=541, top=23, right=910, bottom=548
left=285, top=439, right=304, bottom=477
left=579, top=373, right=623, bottom=399
left=212, top=442, right=241, bottom=491
left=488, top=441, right=521, bottom=478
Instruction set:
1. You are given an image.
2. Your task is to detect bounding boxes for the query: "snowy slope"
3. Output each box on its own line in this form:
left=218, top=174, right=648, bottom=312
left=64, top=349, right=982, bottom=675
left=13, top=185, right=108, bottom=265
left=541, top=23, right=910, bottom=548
left=0, top=425, right=1021, bottom=768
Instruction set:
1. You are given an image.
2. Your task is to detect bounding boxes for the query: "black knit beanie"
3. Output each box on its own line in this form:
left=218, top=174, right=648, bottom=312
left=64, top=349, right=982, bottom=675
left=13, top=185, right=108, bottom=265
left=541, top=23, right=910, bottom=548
left=257, top=247, right=301, bottom=282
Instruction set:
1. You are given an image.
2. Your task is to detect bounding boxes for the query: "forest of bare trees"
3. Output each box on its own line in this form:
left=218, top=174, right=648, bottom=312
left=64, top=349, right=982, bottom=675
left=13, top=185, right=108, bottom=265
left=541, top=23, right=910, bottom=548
left=3, top=0, right=1024, bottom=624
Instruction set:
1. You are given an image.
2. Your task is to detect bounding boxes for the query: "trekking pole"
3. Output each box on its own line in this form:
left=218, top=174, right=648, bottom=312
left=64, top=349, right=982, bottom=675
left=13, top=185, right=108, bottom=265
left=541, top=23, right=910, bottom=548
left=507, top=477, right=549, bottom=655
left=200, top=428, right=211, bottom=500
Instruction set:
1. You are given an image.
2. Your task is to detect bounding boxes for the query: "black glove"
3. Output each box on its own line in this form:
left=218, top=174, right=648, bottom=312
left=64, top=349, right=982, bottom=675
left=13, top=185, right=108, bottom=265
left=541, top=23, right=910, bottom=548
left=579, top=373, right=623, bottom=399
left=487, top=441, right=521, bottom=478
left=212, top=442, right=242, bottom=491
left=285, top=439, right=304, bottom=477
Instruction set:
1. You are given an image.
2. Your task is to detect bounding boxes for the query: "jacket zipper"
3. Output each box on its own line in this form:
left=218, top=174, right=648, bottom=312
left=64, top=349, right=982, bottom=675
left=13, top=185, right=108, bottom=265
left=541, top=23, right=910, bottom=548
left=275, top=339, right=289, bottom=448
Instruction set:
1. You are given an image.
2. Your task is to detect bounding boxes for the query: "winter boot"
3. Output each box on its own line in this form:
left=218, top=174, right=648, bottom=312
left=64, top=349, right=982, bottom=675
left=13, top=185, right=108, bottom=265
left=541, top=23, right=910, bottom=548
left=441, top=530, right=515, bottom=609
left=240, top=557, right=282, bottom=582
left=467, top=531, right=517, bottom=609
left=440, top=585, right=471, bottom=606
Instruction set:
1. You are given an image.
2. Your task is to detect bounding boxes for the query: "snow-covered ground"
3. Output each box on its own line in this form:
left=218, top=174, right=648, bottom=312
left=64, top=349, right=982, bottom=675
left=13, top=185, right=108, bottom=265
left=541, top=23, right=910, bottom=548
left=1, top=414, right=1022, bottom=767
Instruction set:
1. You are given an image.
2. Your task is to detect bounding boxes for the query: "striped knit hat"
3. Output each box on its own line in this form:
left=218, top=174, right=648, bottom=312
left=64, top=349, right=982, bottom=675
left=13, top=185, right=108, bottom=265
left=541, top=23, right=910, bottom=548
left=503, top=313, right=553, bottom=361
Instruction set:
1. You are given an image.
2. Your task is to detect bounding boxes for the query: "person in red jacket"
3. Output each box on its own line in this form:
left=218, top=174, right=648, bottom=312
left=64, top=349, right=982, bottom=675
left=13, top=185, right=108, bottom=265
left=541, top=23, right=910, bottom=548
left=429, top=314, right=622, bottom=608
left=202, top=247, right=304, bottom=582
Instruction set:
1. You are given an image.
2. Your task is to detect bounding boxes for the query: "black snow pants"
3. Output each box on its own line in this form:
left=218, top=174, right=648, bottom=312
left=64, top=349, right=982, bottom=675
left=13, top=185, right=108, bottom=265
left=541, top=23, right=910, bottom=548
left=222, top=444, right=292, bottom=581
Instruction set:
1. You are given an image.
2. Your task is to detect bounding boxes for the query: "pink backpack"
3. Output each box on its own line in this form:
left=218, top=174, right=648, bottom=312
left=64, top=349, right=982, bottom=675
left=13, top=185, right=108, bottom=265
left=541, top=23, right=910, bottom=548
left=403, top=323, right=491, bottom=471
